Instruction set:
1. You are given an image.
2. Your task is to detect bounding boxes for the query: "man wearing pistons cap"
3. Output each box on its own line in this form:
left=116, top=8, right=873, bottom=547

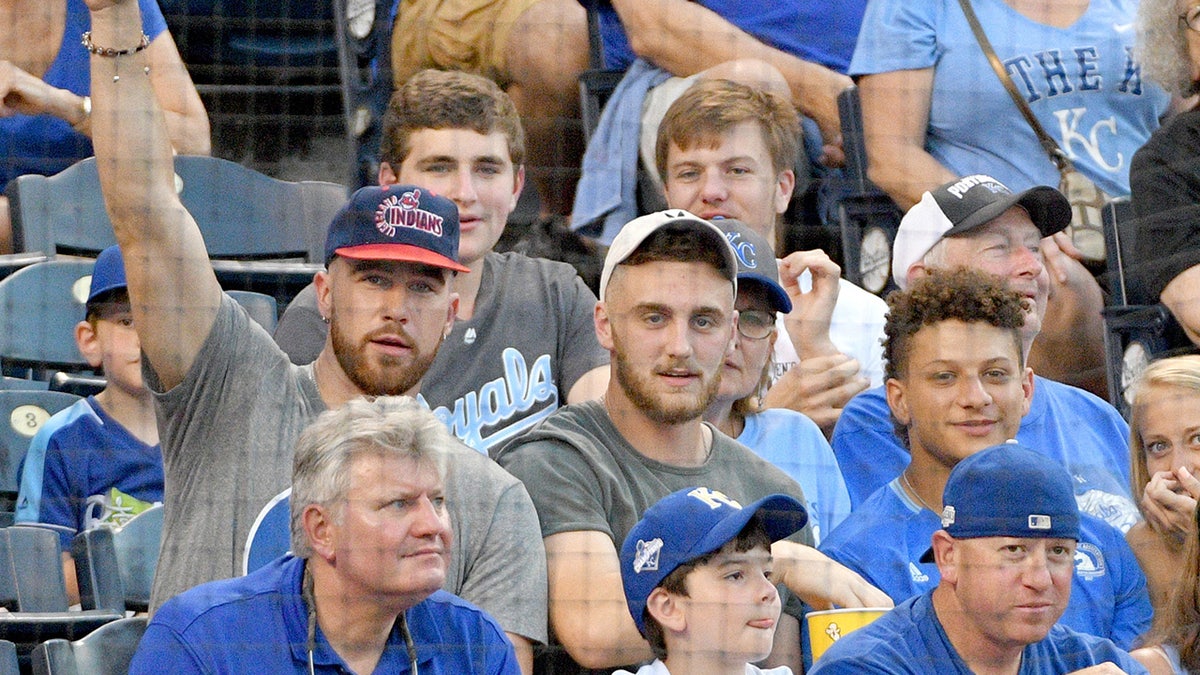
left=87, top=16, right=548, bottom=649
left=831, top=175, right=1138, bottom=535
left=812, top=444, right=1147, bottom=675
left=497, top=209, right=889, bottom=674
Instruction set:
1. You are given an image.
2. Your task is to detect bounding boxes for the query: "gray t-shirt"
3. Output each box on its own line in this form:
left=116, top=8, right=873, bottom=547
left=273, top=252, right=608, bottom=454
left=495, top=398, right=814, bottom=549
left=148, top=296, right=547, bottom=642
left=495, top=399, right=811, bottom=673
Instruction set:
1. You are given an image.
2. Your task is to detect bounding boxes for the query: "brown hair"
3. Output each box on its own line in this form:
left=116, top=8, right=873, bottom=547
left=655, top=78, right=800, bottom=184
left=883, top=268, right=1026, bottom=447
left=381, top=69, right=525, bottom=168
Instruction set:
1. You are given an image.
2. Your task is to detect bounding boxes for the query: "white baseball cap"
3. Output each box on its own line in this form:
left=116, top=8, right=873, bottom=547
left=599, top=209, right=739, bottom=300
left=891, top=175, right=1070, bottom=289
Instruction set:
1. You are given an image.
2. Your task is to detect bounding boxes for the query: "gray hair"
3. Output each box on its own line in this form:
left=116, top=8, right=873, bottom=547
left=1136, top=0, right=1196, bottom=97
left=289, top=396, right=453, bottom=558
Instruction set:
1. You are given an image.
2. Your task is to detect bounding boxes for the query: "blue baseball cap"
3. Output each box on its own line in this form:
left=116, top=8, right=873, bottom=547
left=920, top=443, right=1080, bottom=562
left=87, top=245, right=128, bottom=304
left=709, top=218, right=792, bottom=314
left=323, top=184, right=470, bottom=272
left=619, top=487, right=808, bottom=636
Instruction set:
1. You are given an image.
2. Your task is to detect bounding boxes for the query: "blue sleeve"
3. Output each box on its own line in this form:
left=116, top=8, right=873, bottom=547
left=34, top=434, right=85, bottom=549
left=830, top=388, right=909, bottom=508
left=14, top=424, right=54, bottom=523
left=128, top=622, right=206, bottom=675
left=1107, top=529, right=1153, bottom=651
left=849, top=0, right=942, bottom=77
left=137, top=0, right=169, bottom=41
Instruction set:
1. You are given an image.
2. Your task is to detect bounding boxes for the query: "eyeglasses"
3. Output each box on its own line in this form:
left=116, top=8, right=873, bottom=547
left=737, top=310, right=776, bottom=341
left=1180, top=5, right=1200, bottom=32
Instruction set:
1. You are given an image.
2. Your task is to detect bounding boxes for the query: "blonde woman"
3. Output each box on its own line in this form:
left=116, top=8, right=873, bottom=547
left=1126, top=355, right=1200, bottom=613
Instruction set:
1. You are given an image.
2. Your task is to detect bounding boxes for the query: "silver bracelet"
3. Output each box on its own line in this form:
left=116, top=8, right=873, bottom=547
left=81, top=31, right=150, bottom=57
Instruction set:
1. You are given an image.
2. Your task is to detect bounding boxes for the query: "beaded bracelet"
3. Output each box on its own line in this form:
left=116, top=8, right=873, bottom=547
left=81, top=31, right=150, bottom=57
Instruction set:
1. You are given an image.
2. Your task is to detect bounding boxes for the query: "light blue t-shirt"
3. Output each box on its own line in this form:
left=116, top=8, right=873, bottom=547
left=738, top=409, right=851, bottom=545
left=850, top=0, right=1168, bottom=195
left=820, top=479, right=1152, bottom=649
left=831, top=376, right=1139, bottom=532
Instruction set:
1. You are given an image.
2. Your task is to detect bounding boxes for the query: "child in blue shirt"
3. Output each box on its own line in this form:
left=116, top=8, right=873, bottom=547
left=16, top=245, right=162, bottom=601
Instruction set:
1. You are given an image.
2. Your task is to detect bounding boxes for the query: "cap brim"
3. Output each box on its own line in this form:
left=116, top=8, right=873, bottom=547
left=693, top=494, right=808, bottom=558
left=334, top=243, right=471, bottom=273
left=944, top=185, right=1071, bottom=239
left=740, top=275, right=792, bottom=314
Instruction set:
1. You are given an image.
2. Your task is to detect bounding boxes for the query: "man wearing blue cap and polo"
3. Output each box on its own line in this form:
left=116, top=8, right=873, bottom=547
left=616, top=487, right=808, bottom=675
left=85, top=4, right=547, bottom=670
left=812, top=444, right=1147, bottom=675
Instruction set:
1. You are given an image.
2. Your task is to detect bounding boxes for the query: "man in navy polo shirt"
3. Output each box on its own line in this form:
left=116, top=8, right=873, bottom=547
left=812, top=444, right=1147, bottom=675
left=130, top=397, right=519, bottom=674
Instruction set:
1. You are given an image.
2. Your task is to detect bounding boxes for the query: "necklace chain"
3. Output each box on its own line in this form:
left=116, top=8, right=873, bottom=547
left=900, top=470, right=940, bottom=514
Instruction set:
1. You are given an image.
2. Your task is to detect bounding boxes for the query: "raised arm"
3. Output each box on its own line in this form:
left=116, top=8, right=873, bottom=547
left=610, top=0, right=850, bottom=165
left=143, top=29, right=210, bottom=155
left=87, top=0, right=222, bottom=390
left=857, top=68, right=957, bottom=209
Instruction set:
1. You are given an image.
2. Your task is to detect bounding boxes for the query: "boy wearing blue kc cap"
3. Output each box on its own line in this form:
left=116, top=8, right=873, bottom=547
left=617, top=487, right=808, bottom=675
left=812, top=444, right=1148, bottom=675
left=15, top=245, right=163, bottom=603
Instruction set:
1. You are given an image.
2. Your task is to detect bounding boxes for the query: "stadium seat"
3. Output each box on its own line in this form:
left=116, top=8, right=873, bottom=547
left=0, top=390, right=82, bottom=517
left=8, top=156, right=347, bottom=307
left=1100, top=197, right=1196, bottom=418
left=30, top=616, right=147, bottom=675
left=828, top=86, right=902, bottom=296
left=72, top=505, right=164, bottom=615
left=0, top=259, right=92, bottom=377
left=333, top=0, right=398, bottom=189
left=0, top=526, right=122, bottom=669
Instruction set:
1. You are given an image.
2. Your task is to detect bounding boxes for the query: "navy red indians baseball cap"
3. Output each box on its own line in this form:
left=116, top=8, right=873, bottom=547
left=324, top=184, right=470, bottom=273
left=919, top=442, right=1080, bottom=562
left=620, top=487, right=808, bottom=636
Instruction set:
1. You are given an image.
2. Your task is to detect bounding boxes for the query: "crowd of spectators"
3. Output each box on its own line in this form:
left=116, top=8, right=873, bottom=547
left=7, top=0, right=1200, bottom=673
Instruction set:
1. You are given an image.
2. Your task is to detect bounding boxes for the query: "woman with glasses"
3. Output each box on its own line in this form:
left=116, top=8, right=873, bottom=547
left=1124, top=356, right=1200, bottom=618
left=1127, top=0, right=1200, bottom=348
left=703, top=219, right=851, bottom=545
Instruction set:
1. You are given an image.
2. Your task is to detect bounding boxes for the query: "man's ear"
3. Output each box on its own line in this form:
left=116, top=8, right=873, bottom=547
left=931, top=530, right=957, bottom=582
left=885, top=377, right=911, bottom=427
left=595, top=301, right=614, bottom=351
left=773, top=169, right=796, bottom=216
left=511, top=164, right=526, bottom=212
left=304, top=503, right=336, bottom=562
left=646, top=587, right=687, bottom=633
left=1019, top=366, right=1034, bottom=417
left=378, top=162, right=399, bottom=186
left=75, top=320, right=103, bottom=368
left=314, top=268, right=333, bottom=322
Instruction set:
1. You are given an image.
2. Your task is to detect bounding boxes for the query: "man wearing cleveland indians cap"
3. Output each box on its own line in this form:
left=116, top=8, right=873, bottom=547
left=497, top=209, right=889, bottom=674
left=831, top=175, right=1138, bottom=535
left=615, top=487, right=808, bottom=675
left=88, top=26, right=549, bottom=653
left=812, top=444, right=1147, bottom=674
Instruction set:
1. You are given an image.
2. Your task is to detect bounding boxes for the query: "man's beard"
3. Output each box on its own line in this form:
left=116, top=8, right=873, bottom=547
left=612, top=341, right=721, bottom=425
left=328, top=311, right=438, bottom=396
